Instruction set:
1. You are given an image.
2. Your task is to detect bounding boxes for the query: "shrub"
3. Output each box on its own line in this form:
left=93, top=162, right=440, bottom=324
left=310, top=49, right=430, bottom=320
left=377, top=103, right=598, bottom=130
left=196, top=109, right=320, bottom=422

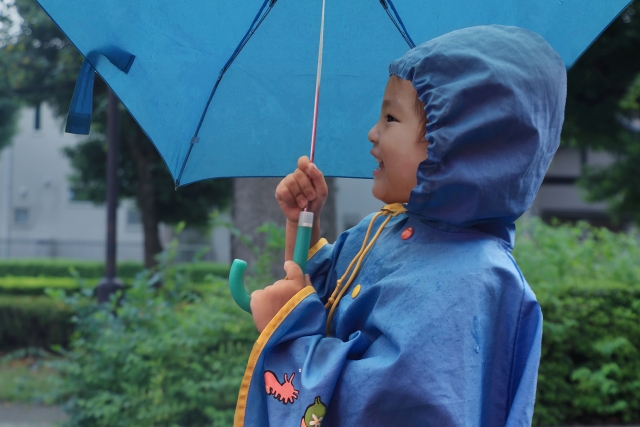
left=0, top=276, right=86, bottom=295
left=51, top=283, right=257, bottom=426
left=0, top=276, right=226, bottom=296
left=0, top=259, right=230, bottom=280
left=48, top=230, right=260, bottom=426
left=513, top=218, right=640, bottom=425
left=0, top=260, right=143, bottom=279
left=0, top=295, right=74, bottom=350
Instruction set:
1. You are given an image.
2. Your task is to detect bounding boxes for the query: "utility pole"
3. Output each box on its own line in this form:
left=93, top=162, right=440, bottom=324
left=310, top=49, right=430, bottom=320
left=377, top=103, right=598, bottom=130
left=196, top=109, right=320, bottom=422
left=97, top=89, right=123, bottom=302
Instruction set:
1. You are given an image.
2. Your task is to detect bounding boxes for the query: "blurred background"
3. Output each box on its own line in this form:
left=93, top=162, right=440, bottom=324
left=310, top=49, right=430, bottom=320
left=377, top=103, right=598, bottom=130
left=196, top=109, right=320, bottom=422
left=0, top=1, right=639, bottom=426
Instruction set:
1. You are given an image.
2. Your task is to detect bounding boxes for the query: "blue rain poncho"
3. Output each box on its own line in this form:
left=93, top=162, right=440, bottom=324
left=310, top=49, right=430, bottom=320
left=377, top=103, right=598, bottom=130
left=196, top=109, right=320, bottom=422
left=234, top=25, right=566, bottom=427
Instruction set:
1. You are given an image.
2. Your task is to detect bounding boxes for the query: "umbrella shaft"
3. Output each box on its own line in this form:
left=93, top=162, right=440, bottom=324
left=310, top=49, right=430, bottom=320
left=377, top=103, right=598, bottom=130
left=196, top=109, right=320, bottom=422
left=309, top=0, right=326, bottom=165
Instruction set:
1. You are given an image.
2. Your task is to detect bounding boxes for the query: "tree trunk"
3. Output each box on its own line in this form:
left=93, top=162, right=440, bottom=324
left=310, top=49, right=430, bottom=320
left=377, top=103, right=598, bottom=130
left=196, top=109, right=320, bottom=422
left=125, top=127, right=163, bottom=268
left=232, top=178, right=283, bottom=278
left=231, top=177, right=337, bottom=279
left=322, top=178, right=338, bottom=242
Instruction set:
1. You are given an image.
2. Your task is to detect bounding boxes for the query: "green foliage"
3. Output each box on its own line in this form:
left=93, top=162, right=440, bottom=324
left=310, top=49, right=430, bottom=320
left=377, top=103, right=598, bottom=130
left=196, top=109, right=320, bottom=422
left=0, top=276, right=84, bottom=295
left=0, top=354, right=60, bottom=404
left=210, top=211, right=285, bottom=290
left=61, top=131, right=233, bottom=228
left=0, top=0, right=82, bottom=115
left=620, top=72, right=640, bottom=112
left=0, top=276, right=227, bottom=296
left=562, top=3, right=640, bottom=224
left=0, top=295, right=74, bottom=350
left=514, top=217, right=640, bottom=286
left=0, top=259, right=229, bottom=280
left=0, top=96, right=19, bottom=152
left=514, top=218, right=640, bottom=425
left=579, top=134, right=640, bottom=225
left=0, top=1, right=20, bottom=152
left=46, top=231, right=263, bottom=427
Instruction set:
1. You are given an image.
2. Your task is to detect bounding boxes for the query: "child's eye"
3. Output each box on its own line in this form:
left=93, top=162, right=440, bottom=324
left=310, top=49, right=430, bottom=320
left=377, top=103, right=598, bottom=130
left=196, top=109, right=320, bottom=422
left=386, top=115, right=397, bottom=123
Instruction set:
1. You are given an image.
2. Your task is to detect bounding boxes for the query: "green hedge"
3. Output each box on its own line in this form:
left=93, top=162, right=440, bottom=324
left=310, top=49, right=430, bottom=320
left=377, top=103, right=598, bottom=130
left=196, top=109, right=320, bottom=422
left=533, top=281, right=640, bottom=425
left=0, top=277, right=90, bottom=295
left=48, top=266, right=255, bottom=426
left=0, top=259, right=230, bottom=280
left=0, top=295, right=74, bottom=350
left=513, top=218, right=640, bottom=425
left=0, top=276, right=227, bottom=297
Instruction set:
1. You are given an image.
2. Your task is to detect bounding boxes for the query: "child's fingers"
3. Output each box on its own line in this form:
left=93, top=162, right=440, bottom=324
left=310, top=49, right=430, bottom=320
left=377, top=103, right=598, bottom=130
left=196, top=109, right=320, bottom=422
left=283, top=260, right=304, bottom=283
left=292, top=167, right=317, bottom=200
left=275, top=178, right=300, bottom=208
left=283, top=175, right=309, bottom=209
left=307, top=163, right=328, bottom=200
left=295, top=156, right=318, bottom=200
left=297, top=156, right=311, bottom=172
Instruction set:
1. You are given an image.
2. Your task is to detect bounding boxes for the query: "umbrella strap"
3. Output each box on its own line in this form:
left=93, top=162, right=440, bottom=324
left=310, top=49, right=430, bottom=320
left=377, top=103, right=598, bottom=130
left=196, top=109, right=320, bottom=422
left=65, top=49, right=136, bottom=135
left=176, top=0, right=278, bottom=187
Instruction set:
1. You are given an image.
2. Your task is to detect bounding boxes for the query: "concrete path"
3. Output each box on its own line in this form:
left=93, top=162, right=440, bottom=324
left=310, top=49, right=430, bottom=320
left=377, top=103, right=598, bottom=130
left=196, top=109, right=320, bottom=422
left=0, top=403, right=67, bottom=427
left=0, top=402, right=637, bottom=427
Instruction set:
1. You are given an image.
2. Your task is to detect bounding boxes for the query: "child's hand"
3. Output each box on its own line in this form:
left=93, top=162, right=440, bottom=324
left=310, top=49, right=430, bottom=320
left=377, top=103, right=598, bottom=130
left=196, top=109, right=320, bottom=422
left=250, top=260, right=311, bottom=333
left=275, top=156, right=328, bottom=223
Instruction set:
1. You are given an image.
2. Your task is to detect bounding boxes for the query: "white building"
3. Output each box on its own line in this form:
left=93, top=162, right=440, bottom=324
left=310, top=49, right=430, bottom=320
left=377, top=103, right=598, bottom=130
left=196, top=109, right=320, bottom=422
left=0, top=104, right=146, bottom=261
left=0, top=105, right=618, bottom=264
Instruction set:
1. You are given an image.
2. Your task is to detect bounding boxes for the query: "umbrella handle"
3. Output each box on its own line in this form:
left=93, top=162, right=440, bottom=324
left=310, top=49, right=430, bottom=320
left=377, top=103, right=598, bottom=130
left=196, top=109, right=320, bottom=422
left=229, top=212, right=314, bottom=314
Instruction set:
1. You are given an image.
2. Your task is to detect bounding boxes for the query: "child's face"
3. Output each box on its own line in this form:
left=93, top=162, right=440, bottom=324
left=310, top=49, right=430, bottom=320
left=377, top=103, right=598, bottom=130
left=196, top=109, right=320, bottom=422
left=368, top=76, right=428, bottom=204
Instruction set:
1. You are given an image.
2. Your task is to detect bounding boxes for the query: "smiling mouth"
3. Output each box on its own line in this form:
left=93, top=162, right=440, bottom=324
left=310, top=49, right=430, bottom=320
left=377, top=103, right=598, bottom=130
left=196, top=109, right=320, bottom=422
left=374, top=157, right=384, bottom=173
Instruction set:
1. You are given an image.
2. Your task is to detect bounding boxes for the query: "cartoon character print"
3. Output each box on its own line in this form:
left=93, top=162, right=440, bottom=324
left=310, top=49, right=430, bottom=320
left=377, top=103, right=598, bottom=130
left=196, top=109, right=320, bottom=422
left=264, top=371, right=299, bottom=404
left=301, top=396, right=326, bottom=427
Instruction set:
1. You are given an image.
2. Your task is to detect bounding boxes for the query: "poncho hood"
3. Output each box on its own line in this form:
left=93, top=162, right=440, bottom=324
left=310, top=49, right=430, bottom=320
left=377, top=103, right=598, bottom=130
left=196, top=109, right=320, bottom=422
left=390, top=25, right=567, bottom=228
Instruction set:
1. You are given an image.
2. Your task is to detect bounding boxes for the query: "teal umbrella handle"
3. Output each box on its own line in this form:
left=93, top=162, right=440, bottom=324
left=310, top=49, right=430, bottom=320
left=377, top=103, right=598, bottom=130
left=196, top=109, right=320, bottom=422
left=229, top=259, right=251, bottom=313
left=229, top=211, right=314, bottom=313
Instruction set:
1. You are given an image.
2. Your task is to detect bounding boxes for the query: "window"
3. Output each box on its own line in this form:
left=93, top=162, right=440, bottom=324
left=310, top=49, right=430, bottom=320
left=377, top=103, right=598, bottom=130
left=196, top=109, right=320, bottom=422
left=127, top=208, right=142, bottom=225
left=14, top=208, right=30, bottom=225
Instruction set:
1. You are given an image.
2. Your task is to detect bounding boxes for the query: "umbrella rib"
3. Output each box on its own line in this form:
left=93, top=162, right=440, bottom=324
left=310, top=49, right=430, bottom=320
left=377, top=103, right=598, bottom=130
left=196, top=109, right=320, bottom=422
left=175, top=0, right=277, bottom=187
left=380, top=0, right=416, bottom=48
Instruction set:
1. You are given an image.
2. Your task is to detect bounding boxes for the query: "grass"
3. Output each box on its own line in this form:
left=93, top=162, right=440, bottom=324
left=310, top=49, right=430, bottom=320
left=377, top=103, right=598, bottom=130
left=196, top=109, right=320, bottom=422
left=0, top=356, right=60, bottom=404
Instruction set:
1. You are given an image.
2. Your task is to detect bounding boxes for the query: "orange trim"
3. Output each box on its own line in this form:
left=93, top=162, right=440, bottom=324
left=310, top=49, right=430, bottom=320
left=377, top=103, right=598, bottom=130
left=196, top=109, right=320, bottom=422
left=282, top=238, right=328, bottom=281
left=234, top=286, right=316, bottom=427
left=308, top=237, right=328, bottom=260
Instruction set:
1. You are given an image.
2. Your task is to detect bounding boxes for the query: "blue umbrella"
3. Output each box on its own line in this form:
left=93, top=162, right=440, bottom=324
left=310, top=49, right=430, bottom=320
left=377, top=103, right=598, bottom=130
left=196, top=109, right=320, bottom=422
left=36, top=0, right=630, bottom=186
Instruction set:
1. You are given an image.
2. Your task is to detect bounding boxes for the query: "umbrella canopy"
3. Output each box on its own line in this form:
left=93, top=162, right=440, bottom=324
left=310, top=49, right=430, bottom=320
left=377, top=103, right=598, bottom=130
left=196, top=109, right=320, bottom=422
left=36, top=0, right=630, bottom=185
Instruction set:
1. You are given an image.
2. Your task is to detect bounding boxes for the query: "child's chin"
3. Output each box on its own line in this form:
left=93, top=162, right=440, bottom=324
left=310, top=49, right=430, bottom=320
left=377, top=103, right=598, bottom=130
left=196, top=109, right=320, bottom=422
left=371, top=183, right=388, bottom=203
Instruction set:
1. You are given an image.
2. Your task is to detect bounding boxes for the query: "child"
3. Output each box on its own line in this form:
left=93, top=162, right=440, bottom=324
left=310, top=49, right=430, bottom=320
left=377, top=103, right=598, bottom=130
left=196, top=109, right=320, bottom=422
left=235, top=25, right=566, bottom=426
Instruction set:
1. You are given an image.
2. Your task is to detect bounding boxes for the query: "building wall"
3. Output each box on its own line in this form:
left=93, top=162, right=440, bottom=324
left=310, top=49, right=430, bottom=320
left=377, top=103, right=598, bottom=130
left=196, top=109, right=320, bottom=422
left=0, top=105, right=142, bottom=261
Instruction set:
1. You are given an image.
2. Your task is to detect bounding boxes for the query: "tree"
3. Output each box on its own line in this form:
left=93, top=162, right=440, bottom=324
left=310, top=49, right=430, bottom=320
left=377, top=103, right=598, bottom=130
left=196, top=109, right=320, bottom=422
left=0, top=78, right=19, bottom=153
left=0, top=1, right=25, bottom=152
left=0, top=0, right=232, bottom=266
left=563, top=3, right=640, bottom=224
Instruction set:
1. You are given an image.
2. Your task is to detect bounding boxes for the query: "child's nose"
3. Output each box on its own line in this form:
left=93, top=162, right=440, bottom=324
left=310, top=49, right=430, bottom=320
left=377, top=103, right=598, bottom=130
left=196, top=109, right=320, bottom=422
left=368, top=124, right=378, bottom=144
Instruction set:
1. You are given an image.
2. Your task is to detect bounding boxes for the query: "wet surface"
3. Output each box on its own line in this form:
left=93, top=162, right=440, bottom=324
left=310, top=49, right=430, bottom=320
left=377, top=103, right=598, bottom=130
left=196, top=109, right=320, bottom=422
left=0, top=403, right=67, bottom=427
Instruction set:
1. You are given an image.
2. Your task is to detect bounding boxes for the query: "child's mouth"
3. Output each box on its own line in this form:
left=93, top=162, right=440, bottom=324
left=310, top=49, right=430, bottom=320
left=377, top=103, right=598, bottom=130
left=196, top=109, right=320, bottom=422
left=374, top=157, right=384, bottom=176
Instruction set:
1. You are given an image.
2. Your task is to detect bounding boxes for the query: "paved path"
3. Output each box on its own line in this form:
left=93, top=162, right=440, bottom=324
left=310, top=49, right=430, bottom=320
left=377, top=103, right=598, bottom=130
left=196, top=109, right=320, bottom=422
left=1, top=403, right=638, bottom=427
left=0, top=403, right=67, bottom=427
